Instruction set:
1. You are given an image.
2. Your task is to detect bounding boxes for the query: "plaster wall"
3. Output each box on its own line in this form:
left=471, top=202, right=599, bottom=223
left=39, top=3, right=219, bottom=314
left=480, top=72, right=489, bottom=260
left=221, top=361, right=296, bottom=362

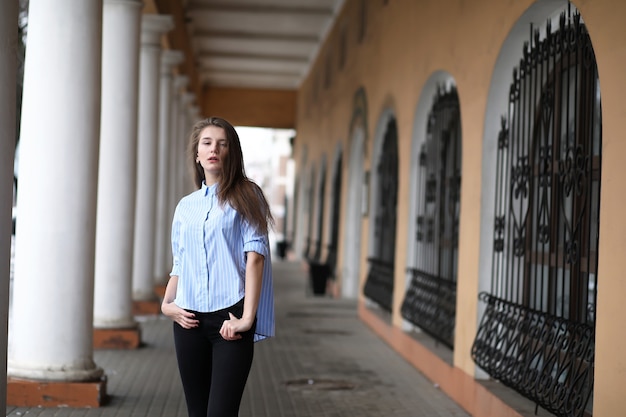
left=202, top=87, right=297, bottom=128
left=293, top=0, right=626, bottom=415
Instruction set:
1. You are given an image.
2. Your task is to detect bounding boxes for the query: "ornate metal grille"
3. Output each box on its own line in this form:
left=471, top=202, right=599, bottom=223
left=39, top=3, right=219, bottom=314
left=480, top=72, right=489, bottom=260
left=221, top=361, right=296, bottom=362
left=364, top=118, right=399, bottom=312
left=312, top=168, right=326, bottom=261
left=303, top=168, right=316, bottom=260
left=401, top=86, right=461, bottom=349
left=326, top=156, right=342, bottom=273
left=471, top=9, right=600, bottom=417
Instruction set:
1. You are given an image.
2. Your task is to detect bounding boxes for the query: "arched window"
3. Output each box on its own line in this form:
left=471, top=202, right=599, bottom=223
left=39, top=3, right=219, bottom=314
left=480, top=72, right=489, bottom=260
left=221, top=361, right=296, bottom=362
left=312, top=164, right=326, bottom=261
left=364, top=118, right=398, bottom=311
left=326, top=152, right=342, bottom=272
left=401, top=85, right=461, bottom=349
left=472, top=10, right=600, bottom=417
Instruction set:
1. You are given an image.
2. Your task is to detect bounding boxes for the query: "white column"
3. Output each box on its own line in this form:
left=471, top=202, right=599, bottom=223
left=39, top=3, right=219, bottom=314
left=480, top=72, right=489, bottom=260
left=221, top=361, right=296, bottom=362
left=94, top=0, right=143, bottom=329
left=189, top=104, right=201, bottom=122
left=154, top=50, right=184, bottom=287
left=169, top=76, right=188, bottom=206
left=168, top=77, right=186, bottom=205
left=9, top=0, right=103, bottom=381
left=0, top=1, right=18, bottom=409
left=132, top=14, right=173, bottom=301
left=187, top=104, right=201, bottom=195
left=179, top=92, right=196, bottom=196
left=163, top=76, right=187, bottom=274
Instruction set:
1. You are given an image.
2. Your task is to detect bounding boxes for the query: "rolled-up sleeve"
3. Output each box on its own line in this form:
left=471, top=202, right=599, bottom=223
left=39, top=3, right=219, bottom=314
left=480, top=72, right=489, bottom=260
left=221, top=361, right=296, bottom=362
left=240, top=215, right=274, bottom=343
left=241, top=217, right=269, bottom=258
left=170, top=205, right=182, bottom=276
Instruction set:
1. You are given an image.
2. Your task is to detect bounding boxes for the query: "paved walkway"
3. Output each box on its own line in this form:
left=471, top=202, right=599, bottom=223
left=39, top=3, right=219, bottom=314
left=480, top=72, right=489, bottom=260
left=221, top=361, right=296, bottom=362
left=5, top=260, right=469, bottom=417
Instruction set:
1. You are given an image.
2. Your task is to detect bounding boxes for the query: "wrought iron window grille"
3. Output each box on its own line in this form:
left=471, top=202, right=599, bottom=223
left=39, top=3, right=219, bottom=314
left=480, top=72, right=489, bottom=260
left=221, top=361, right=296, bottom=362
left=401, top=85, right=461, bottom=349
left=471, top=7, right=600, bottom=417
left=326, top=156, right=343, bottom=273
left=312, top=168, right=326, bottom=262
left=364, top=118, right=399, bottom=312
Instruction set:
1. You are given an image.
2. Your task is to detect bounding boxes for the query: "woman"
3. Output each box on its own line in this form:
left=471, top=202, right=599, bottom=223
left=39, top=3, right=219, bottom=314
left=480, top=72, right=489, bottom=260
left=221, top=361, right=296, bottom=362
left=161, top=117, right=275, bottom=417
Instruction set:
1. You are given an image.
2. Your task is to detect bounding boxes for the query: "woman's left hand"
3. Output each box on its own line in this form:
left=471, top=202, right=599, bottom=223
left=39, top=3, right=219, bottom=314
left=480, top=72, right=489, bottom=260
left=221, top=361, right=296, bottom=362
left=220, top=312, right=252, bottom=341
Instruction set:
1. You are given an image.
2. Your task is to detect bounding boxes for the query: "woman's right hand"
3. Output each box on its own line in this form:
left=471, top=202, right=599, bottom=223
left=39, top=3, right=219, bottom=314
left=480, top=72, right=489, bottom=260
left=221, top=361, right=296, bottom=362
left=161, top=301, right=199, bottom=329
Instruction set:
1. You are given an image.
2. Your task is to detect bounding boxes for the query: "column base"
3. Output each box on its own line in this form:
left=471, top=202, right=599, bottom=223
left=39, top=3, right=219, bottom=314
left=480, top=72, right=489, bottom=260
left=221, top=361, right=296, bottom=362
left=7, top=376, right=107, bottom=407
left=132, top=299, right=161, bottom=316
left=93, top=327, right=142, bottom=349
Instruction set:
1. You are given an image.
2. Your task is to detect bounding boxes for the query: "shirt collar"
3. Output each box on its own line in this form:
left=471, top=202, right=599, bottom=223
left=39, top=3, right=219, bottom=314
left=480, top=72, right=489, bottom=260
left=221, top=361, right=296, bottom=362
left=201, top=181, right=219, bottom=197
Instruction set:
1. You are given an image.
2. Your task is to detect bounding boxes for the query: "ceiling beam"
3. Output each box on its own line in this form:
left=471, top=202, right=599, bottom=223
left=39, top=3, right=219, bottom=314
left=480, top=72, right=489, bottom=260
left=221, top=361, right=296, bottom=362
left=191, top=29, right=320, bottom=43
left=186, top=2, right=334, bottom=17
left=197, top=51, right=309, bottom=63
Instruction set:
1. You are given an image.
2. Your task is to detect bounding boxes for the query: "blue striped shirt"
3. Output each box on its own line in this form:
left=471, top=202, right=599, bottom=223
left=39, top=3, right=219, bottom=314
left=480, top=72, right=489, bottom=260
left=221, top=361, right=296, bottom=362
left=170, top=182, right=274, bottom=342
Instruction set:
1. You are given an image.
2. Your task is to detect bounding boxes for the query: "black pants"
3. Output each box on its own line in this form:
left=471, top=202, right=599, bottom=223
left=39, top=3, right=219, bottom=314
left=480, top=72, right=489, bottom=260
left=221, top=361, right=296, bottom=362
left=173, top=300, right=255, bottom=417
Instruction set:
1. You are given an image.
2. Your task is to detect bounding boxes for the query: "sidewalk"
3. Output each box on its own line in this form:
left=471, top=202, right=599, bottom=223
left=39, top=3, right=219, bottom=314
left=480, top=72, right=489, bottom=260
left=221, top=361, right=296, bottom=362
left=6, top=260, right=469, bottom=417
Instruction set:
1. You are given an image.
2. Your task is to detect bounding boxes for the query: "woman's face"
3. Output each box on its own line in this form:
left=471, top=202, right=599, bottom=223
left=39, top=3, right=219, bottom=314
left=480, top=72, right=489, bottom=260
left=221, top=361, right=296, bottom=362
left=197, top=125, right=228, bottom=182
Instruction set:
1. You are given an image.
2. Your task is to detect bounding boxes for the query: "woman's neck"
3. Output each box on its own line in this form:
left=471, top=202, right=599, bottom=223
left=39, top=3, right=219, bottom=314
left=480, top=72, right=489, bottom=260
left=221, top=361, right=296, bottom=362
left=204, top=172, right=219, bottom=187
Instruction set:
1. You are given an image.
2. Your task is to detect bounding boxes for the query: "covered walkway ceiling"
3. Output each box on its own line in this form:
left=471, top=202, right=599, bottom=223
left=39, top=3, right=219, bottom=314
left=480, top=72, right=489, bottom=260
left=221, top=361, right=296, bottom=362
left=160, top=0, right=345, bottom=92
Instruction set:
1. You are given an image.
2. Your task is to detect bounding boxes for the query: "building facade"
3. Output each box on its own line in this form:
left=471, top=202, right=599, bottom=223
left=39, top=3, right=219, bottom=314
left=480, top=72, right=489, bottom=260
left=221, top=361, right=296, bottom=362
left=291, top=0, right=626, bottom=416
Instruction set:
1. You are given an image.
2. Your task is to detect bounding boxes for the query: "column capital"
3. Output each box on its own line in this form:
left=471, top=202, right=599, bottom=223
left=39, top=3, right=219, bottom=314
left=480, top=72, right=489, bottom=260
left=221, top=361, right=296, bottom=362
left=141, top=14, right=173, bottom=46
left=161, top=50, right=185, bottom=74
left=104, top=0, right=143, bottom=7
left=181, top=92, right=196, bottom=106
left=188, top=105, right=200, bottom=119
left=174, top=74, right=189, bottom=91
left=187, top=105, right=201, bottom=124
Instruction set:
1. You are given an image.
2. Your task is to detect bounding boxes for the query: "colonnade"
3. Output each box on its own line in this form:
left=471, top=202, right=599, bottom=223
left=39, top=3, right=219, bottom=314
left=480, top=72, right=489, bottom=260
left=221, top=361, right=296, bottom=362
left=1, top=0, right=200, bottom=407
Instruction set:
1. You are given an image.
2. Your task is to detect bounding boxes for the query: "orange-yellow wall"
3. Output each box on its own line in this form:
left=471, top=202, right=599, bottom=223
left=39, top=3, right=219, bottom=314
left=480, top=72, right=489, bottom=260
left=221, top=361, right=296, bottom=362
left=293, top=0, right=626, bottom=416
left=295, top=0, right=535, bottom=377
left=201, top=87, right=297, bottom=129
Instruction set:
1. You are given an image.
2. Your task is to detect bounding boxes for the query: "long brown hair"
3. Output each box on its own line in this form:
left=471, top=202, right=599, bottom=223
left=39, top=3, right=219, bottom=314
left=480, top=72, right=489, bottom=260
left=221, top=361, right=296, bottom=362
left=188, top=117, right=274, bottom=234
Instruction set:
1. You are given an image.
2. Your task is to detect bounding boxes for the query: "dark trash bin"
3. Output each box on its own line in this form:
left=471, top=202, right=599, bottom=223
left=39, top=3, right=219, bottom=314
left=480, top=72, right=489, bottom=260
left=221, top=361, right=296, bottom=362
left=308, top=261, right=331, bottom=296
left=276, top=240, right=288, bottom=259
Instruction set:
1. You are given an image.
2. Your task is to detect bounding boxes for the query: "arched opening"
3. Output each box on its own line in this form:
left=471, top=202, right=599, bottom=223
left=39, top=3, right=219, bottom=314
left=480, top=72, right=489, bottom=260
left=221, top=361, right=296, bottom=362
left=472, top=4, right=600, bottom=415
left=341, top=126, right=365, bottom=299
left=326, top=146, right=343, bottom=275
left=341, top=88, right=368, bottom=300
left=364, top=113, right=399, bottom=312
left=402, top=79, right=462, bottom=350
